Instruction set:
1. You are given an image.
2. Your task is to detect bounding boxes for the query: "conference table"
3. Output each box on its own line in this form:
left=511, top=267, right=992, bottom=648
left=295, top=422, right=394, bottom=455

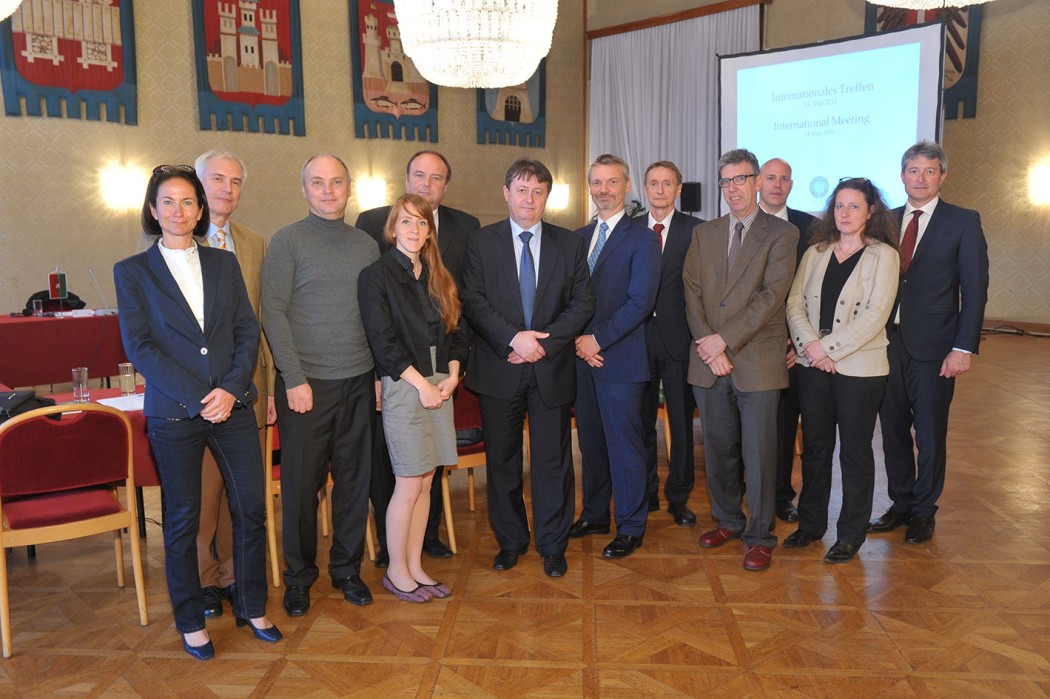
left=0, top=313, right=128, bottom=388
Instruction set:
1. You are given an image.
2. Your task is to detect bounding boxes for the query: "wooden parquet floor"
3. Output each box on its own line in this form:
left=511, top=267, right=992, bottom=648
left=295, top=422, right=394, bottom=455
left=2, top=333, right=1049, bottom=697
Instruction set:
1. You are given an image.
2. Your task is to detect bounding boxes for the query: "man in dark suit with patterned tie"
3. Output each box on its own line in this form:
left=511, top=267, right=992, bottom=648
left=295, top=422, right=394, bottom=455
left=634, top=161, right=703, bottom=528
left=758, top=157, right=817, bottom=524
left=570, top=154, right=661, bottom=560
left=461, top=159, right=594, bottom=577
left=355, top=150, right=480, bottom=563
left=870, top=141, right=988, bottom=544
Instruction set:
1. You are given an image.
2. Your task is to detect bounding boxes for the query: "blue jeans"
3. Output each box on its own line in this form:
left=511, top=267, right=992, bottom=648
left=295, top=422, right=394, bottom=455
left=148, top=407, right=267, bottom=633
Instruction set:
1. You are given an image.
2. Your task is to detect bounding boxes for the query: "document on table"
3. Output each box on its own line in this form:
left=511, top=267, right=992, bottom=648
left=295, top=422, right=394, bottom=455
left=97, top=394, right=145, bottom=411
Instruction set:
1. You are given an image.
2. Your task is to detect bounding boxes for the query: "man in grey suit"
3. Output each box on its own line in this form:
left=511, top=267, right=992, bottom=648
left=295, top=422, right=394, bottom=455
left=684, top=149, right=798, bottom=571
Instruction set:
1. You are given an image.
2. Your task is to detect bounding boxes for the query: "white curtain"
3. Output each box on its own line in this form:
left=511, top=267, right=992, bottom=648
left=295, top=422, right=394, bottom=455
left=588, top=6, right=759, bottom=218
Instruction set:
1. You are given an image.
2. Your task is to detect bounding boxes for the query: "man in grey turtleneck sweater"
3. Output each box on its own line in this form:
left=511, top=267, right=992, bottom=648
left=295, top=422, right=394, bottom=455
left=262, top=154, right=379, bottom=617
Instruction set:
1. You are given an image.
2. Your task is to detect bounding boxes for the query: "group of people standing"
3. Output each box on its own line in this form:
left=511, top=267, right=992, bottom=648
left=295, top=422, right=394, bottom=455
left=113, top=140, right=987, bottom=659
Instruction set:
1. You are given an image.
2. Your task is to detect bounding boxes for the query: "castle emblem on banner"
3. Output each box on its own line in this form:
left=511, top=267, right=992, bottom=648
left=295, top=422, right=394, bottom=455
left=0, top=0, right=138, bottom=123
left=192, top=0, right=306, bottom=136
left=350, top=0, right=438, bottom=141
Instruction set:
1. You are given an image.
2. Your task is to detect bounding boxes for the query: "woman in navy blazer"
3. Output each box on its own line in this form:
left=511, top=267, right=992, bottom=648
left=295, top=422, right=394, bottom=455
left=358, top=194, right=467, bottom=603
left=113, top=166, right=279, bottom=659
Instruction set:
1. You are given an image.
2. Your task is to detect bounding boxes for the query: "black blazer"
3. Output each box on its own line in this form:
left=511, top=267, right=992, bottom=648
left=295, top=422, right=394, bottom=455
left=114, top=244, right=258, bottom=419
left=634, top=210, right=704, bottom=362
left=355, top=204, right=480, bottom=285
left=787, top=207, right=818, bottom=266
left=461, top=219, right=595, bottom=407
left=358, top=251, right=469, bottom=380
left=891, top=199, right=989, bottom=360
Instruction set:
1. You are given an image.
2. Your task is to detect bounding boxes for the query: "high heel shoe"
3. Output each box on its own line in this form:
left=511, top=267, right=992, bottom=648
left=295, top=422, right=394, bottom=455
left=183, top=636, right=215, bottom=660
left=235, top=617, right=283, bottom=643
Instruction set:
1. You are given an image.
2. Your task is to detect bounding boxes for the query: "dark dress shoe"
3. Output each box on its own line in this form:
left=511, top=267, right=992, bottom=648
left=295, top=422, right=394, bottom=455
left=868, top=509, right=911, bottom=532
left=543, top=554, right=567, bottom=577
left=493, top=545, right=528, bottom=570
left=823, top=541, right=860, bottom=563
left=182, top=636, right=215, bottom=661
left=783, top=529, right=823, bottom=548
left=374, top=548, right=390, bottom=569
left=775, top=501, right=799, bottom=523
left=236, top=617, right=283, bottom=643
left=602, top=535, right=642, bottom=559
left=282, top=584, right=311, bottom=617
left=905, top=515, right=935, bottom=544
left=647, top=495, right=660, bottom=513
left=668, top=503, right=697, bottom=527
left=568, top=519, right=610, bottom=538
left=333, top=575, right=373, bottom=606
left=698, top=526, right=741, bottom=549
left=743, top=544, right=772, bottom=571
left=422, top=539, right=454, bottom=559
left=202, top=586, right=224, bottom=618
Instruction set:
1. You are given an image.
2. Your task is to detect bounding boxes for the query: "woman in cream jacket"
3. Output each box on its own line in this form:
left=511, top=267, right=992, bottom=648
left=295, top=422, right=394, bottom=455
left=784, top=178, right=899, bottom=563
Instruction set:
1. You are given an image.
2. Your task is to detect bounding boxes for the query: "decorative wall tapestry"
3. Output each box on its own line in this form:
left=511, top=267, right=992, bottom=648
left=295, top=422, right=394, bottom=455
left=476, top=59, right=545, bottom=147
left=349, top=0, right=438, bottom=141
left=864, top=4, right=982, bottom=119
left=192, top=0, right=305, bottom=136
left=0, top=1, right=137, bottom=123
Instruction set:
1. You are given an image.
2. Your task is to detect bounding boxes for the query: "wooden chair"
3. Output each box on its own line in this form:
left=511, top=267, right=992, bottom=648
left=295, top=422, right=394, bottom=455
left=264, top=423, right=376, bottom=589
left=442, top=386, right=488, bottom=554
left=0, top=403, right=148, bottom=658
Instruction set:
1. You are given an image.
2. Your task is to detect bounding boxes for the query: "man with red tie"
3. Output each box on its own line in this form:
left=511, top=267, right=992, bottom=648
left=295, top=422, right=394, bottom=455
left=870, top=141, right=989, bottom=544
left=634, top=161, right=703, bottom=527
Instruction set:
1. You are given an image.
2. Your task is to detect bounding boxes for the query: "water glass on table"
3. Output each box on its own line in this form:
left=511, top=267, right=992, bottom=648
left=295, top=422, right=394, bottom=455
left=71, top=367, right=90, bottom=404
left=118, top=362, right=136, bottom=397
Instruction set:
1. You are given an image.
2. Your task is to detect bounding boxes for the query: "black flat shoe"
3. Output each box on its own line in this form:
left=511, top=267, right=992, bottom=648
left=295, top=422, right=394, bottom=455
left=824, top=541, right=860, bottom=563
left=236, top=617, right=283, bottom=643
left=202, top=586, right=224, bottom=618
left=905, top=515, right=935, bottom=544
left=283, top=584, right=311, bottom=617
left=568, top=519, right=610, bottom=538
left=422, top=540, right=454, bottom=559
left=543, top=554, right=567, bottom=577
left=602, top=534, right=642, bottom=559
left=183, top=636, right=215, bottom=661
left=493, top=545, right=528, bottom=570
left=333, top=575, right=373, bottom=606
left=783, top=529, right=823, bottom=548
left=775, top=501, right=799, bottom=523
left=868, top=509, right=910, bottom=532
left=668, top=503, right=697, bottom=527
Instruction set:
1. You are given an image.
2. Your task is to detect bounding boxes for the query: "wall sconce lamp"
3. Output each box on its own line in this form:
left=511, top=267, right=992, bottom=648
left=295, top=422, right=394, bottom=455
left=356, top=177, right=388, bottom=211
left=1028, top=161, right=1050, bottom=206
left=100, top=162, right=149, bottom=212
left=547, top=183, right=570, bottom=211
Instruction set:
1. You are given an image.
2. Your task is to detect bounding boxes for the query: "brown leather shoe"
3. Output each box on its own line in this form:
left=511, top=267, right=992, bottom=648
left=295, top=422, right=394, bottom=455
left=698, top=527, right=741, bottom=549
left=743, top=544, right=772, bottom=571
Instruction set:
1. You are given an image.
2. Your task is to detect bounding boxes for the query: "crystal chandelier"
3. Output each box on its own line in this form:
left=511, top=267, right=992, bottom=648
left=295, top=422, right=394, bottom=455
left=393, top=0, right=558, bottom=89
left=874, top=0, right=996, bottom=8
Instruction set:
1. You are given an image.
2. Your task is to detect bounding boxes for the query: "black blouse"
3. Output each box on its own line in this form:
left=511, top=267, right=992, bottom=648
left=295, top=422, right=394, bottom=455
left=819, top=247, right=864, bottom=335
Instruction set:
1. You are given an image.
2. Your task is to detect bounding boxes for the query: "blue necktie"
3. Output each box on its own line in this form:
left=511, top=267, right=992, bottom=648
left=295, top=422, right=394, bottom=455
left=519, top=231, right=536, bottom=330
left=588, top=221, right=609, bottom=272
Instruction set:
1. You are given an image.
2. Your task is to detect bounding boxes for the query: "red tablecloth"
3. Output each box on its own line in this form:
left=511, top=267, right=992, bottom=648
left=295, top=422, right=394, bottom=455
left=0, top=314, right=128, bottom=387
left=46, top=386, right=161, bottom=487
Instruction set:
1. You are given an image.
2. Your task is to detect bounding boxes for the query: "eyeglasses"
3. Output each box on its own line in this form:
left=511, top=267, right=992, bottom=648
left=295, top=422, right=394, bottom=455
left=153, top=164, right=195, bottom=175
left=717, top=174, right=757, bottom=188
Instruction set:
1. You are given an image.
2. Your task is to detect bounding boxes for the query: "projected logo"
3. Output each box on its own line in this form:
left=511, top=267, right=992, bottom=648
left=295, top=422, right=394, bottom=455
left=864, top=3, right=982, bottom=119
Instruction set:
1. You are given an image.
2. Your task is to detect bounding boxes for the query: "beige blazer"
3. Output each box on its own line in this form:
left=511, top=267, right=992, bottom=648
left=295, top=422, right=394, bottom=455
left=683, top=210, right=798, bottom=392
left=786, top=240, right=899, bottom=377
left=202, top=222, right=273, bottom=428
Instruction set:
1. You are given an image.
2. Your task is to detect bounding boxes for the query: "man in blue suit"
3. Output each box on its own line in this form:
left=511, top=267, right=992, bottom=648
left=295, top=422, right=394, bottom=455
left=569, top=154, right=661, bottom=559
left=871, top=141, right=989, bottom=544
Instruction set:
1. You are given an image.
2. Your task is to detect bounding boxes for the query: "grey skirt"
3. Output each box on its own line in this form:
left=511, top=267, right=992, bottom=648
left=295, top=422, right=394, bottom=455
left=381, top=347, right=457, bottom=477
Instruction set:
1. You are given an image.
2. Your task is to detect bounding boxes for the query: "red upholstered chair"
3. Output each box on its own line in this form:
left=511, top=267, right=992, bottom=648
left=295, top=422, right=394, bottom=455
left=442, top=386, right=488, bottom=554
left=0, top=403, right=148, bottom=658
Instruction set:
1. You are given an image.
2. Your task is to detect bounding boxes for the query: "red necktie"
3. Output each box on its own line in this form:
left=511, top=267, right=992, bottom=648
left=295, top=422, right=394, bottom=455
left=652, top=223, right=665, bottom=250
left=900, top=210, right=921, bottom=271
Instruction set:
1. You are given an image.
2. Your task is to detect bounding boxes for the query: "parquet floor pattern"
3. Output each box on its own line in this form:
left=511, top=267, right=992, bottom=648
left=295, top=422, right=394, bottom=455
left=1, top=334, right=1048, bottom=697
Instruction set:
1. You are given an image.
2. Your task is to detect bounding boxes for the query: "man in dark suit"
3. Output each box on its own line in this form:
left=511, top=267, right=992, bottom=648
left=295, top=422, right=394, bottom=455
left=570, top=154, right=661, bottom=560
left=870, top=141, right=988, bottom=544
left=758, top=157, right=818, bottom=524
left=636, top=161, right=703, bottom=527
left=355, top=150, right=480, bottom=563
left=684, top=148, right=798, bottom=572
left=461, top=158, right=594, bottom=577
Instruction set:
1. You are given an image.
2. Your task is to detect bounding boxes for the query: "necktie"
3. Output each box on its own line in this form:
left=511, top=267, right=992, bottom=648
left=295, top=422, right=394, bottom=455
left=216, top=229, right=228, bottom=250
left=653, top=223, right=665, bottom=250
left=588, top=221, right=609, bottom=272
left=900, top=210, right=921, bottom=272
left=727, top=221, right=743, bottom=274
left=519, top=231, right=536, bottom=330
